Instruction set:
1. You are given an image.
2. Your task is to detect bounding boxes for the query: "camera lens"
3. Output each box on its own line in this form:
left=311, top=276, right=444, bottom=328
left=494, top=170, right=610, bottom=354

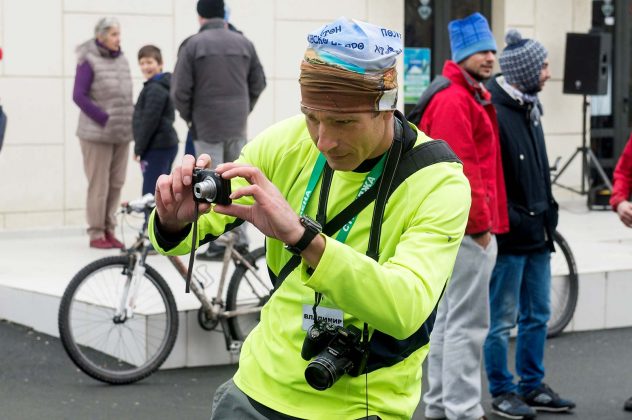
left=193, top=178, right=217, bottom=202
left=305, top=352, right=355, bottom=391
left=305, top=358, right=338, bottom=391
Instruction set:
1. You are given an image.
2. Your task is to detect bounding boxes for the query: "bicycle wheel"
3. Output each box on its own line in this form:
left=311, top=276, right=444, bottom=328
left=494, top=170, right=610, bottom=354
left=58, top=255, right=178, bottom=384
left=225, top=247, right=271, bottom=341
left=548, top=231, right=579, bottom=338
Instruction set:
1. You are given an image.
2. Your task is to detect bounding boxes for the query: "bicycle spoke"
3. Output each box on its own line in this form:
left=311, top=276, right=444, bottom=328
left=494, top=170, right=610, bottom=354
left=59, top=256, right=178, bottom=383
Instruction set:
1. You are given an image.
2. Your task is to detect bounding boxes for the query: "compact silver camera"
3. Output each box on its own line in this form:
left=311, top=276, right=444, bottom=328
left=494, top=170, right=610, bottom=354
left=192, top=168, right=232, bottom=205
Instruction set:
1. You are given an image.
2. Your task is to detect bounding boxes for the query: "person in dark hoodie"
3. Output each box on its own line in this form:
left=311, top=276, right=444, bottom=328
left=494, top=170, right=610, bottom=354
left=133, top=45, right=178, bottom=197
left=483, top=29, right=575, bottom=419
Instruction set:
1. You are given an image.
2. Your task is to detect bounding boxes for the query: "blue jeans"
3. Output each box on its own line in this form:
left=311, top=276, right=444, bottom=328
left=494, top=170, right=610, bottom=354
left=140, top=145, right=178, bottom=196
left=483, top=251, right=551, bottom=397
left=184, top=130, right=195, bottom=156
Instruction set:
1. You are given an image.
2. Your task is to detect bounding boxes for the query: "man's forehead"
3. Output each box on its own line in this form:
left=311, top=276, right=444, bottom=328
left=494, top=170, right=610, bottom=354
left=300, top=107, right=363, bottom=120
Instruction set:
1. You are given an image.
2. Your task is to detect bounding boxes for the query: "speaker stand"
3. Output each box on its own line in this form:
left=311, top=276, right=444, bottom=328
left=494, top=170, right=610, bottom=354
left=551, top=95, right=613, bottom=196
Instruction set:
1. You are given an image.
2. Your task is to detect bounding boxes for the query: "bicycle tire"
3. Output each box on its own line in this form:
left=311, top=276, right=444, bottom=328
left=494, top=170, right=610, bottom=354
left=58, top=255, right=179, bottom=384
left=225, top=247, right=271, bottom=341
left=548, top=231, right=579, bottom=338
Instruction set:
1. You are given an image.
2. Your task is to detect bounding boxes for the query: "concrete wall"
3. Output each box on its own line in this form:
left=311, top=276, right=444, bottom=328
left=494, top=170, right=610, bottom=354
left=0, top=0, right=404, bottom=231
left=0, top=0, right=590, bottom=230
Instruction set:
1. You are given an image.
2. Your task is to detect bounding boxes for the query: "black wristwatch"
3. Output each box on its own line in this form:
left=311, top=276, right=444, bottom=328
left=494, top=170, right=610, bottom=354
left=285, top=215, right=322, bottom=255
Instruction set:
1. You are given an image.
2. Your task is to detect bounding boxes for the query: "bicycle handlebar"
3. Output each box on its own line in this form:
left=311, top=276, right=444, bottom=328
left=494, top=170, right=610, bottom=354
left=122, top=193, right=156, bottom=214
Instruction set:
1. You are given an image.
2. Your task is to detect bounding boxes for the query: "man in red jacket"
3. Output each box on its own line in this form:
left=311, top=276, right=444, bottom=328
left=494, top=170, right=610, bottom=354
left=611, top=134, right=632, bottom=227
left=610, top=135, right=632, bottom=412
left=418, top=12, right=508, bottom=420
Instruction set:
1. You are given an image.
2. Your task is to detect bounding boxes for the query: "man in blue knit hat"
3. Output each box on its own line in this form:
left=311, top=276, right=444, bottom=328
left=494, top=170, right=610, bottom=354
left=483, top=29, right=575, bottom=419
left=416, top=12, right=508, bottom=420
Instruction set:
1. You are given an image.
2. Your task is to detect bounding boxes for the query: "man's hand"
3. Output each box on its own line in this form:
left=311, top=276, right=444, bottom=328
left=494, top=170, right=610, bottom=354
left=212, top=162, right=305, bottom=246
left=473, top=231, right=492, bottom=249
left=616, top=201, right=632, bottom=228
left=154, top=154, right=212, bottom=233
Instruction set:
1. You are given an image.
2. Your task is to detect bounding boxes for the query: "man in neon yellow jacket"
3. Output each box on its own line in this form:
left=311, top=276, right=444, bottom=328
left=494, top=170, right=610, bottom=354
left=150, top=17, right=470, bottom=419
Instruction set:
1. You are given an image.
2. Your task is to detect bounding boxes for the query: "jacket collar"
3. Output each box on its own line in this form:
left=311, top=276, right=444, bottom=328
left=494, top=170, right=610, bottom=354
left=488, top=74, right=543, bottom=121
left=94, top=39, right=121, bottom=58
left=199, top=18, right=226, bottom=32
left=442, top=60, right=491, bottom=106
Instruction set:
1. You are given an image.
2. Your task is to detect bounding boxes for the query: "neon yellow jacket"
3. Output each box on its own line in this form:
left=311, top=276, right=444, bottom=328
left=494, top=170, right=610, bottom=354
left=149, top=115, right=470, bottom=419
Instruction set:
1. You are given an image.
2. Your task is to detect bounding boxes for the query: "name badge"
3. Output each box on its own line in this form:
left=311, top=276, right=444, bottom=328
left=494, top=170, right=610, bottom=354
left=302, top=305, right=344, bottom=331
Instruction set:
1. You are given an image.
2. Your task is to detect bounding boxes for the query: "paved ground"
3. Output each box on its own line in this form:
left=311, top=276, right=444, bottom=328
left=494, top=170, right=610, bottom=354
left=1, top=319, right=631, bottom=420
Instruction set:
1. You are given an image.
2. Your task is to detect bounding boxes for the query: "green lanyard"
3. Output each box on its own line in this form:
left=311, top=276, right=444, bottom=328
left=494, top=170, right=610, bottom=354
left=299, top=153, right=387, bottom=243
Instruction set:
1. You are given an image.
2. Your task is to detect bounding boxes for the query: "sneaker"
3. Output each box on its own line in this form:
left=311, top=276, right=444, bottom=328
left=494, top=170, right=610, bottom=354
left=105, top=231, right=125, bottom=249
left=90, top=237, right=113, bottom=249
left=624, top=396, right=632, bottom=412
left=197, top=242, right=226, bottom=261
left=491, top=392, right=537, bottom=420
left=522, top=383, right=575, bottom=412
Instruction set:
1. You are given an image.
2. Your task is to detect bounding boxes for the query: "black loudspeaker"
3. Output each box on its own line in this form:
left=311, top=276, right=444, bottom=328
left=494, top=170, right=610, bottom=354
left=563, top=32, right=611, bottom=95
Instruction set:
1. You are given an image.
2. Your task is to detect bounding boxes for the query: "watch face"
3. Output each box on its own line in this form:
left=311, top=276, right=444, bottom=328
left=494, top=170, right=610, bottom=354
left=301, top=216, right=322, bottom=232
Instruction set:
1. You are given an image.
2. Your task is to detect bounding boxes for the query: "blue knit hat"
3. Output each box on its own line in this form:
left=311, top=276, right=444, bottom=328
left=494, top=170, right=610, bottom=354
left=448, top=13, right=497, bottom=63
left=499, top=29, right=548, bottom=94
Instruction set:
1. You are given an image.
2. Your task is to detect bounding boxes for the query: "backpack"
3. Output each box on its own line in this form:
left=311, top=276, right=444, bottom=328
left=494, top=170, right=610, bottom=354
left=406, top=75, right=451, bottom=125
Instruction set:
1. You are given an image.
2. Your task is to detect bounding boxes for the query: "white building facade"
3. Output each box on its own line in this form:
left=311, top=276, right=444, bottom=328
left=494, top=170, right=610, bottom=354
left=0, top=0, right=592, bottom=231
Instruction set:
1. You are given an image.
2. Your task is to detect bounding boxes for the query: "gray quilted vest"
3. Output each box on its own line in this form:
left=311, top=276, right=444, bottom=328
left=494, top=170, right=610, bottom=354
left=75, top=40, right=133, bottom=144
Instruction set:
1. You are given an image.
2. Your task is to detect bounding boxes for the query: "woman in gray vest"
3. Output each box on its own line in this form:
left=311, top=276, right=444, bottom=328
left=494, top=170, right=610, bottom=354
left=72, top=17, right=133, bottom=249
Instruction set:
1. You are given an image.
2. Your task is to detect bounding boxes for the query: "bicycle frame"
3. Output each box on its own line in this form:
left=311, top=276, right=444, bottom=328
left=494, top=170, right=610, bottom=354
left=164, top=234, right=266, bottom=320
left=117, top=198, right=268, bottom=353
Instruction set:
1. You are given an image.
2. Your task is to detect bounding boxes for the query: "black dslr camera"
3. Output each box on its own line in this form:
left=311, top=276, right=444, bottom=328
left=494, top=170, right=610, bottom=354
left=301, top=321, right=368, bottom=391
left=192, top=168, right=232, bottom=205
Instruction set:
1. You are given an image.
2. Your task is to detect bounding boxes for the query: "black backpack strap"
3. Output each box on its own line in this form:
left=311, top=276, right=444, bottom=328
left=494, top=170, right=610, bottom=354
left=363, top=139, right=461, bottom=374
left=269, top=137, right=460, bottom=291
left=405, top=75, right=451, bottom=126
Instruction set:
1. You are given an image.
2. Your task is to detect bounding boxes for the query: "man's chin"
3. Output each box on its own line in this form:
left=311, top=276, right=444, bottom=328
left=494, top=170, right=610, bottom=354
left=325, top=156, right=356, bottom=171
left=469, top=69, right=493, bottom=82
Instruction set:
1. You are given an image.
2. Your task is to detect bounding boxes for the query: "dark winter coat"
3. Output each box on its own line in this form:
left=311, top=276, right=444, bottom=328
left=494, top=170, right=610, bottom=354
left=171, top=18, right=267, bottom=143
left=487, top=74, right=558, bottom=253
left=132, top=73, right=178, bottom=158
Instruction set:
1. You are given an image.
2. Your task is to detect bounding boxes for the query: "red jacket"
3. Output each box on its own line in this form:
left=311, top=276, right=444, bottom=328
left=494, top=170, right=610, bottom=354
left=418, top=61, right=508, bottom=235
left=610, top=133, right=632, bottom=211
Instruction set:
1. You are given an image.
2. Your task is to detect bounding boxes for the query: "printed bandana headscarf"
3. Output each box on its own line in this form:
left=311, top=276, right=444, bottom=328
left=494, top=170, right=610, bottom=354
left=299, top=17, right=403, bottom=113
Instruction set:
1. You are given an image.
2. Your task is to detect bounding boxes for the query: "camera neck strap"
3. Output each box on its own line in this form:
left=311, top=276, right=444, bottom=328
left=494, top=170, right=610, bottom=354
left=186, top=204, right=200, bottom=293
left=274, top=114, right=411, bottom=294
left=300, top=152, right=388, bottom=240
left=312, top=121, right=403, bottom=335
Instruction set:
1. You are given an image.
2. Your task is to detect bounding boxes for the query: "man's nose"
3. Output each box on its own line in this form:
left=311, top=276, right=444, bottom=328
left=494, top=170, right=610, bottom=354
left=316, top=125, right=336, bottom=152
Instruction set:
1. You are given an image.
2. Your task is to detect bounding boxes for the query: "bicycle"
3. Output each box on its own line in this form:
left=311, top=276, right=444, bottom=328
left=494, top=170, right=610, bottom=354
left=57, top=194, right=272, bottom=384
left=548, top=230, right=578, bottom=337
left=548, top=157, right=580, bottom=338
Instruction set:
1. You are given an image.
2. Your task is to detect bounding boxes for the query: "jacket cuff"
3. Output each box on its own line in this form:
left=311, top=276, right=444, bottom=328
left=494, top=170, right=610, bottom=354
left=469, top=229, right=490, bottom=238
left=153, top=214, right=192, bottom=252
